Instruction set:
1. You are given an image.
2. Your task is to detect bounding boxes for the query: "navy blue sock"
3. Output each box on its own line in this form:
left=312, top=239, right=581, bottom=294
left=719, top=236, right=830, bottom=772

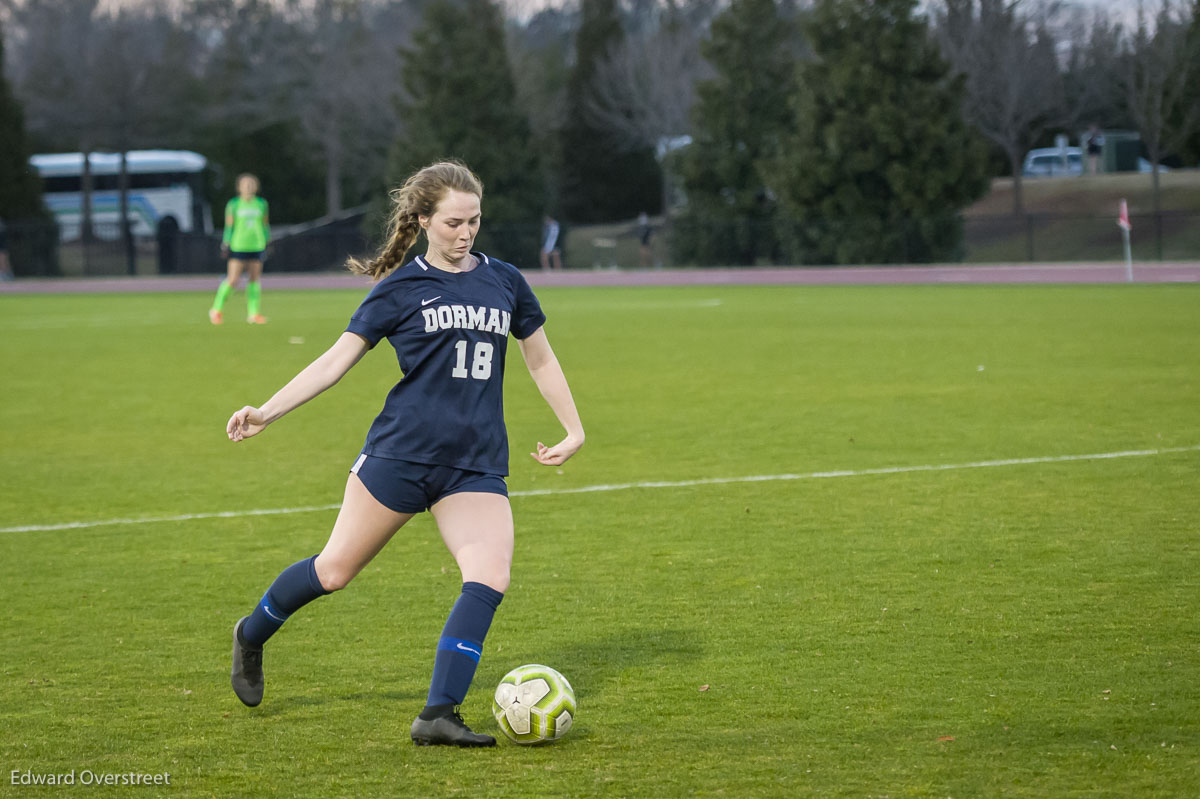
left=425, top=582, right=504, bottom=707
left=240, top=555, right=330, bottom=647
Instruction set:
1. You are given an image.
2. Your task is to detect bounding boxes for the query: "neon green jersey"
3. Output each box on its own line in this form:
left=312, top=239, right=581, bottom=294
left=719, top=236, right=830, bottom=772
left=223, top=196, right=270, bottom=252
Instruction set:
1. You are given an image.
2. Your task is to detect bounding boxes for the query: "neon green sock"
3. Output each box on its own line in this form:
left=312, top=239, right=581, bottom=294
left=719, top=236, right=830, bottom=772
left=211, top=281, right=233, bottom=312
left=246, top=281, right=262, bottom=317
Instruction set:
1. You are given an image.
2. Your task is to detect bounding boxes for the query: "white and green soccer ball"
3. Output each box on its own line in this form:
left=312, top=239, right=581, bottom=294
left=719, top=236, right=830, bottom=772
left=492, top=664, right=576, bottom=745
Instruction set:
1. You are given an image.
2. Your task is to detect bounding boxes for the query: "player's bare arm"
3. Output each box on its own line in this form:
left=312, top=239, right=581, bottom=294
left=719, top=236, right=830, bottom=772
left=518, top=326, right=584, bottom=466
left=227, top=332, right=370, bottom=441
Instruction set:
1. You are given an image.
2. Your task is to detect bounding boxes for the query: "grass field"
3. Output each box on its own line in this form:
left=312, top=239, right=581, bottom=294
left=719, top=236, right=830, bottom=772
left=2, top=283, right=1199, bottom=798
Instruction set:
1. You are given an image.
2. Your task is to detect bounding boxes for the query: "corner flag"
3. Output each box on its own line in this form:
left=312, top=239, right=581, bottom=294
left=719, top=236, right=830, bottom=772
left=1117, top=199, right=1132, bottom=232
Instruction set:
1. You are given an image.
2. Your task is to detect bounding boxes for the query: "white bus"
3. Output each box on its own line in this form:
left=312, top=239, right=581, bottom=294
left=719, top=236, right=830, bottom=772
left=29, top=150, right=213, bottom=242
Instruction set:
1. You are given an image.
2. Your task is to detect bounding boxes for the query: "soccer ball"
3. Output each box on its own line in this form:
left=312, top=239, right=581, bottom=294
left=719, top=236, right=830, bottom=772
left=492, top=664, right=576, bottom=745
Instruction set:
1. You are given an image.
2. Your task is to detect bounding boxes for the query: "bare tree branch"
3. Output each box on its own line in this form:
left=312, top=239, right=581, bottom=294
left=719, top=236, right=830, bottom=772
left=1058, top=7, right=1124, bottom=131
left=1120, top=0, right=1199, bottom=221
left=287, top=0, right=405, bottom=215
left=583, top=19, right=711, bottom=152
left=934, top=0, right=1067, bottom=214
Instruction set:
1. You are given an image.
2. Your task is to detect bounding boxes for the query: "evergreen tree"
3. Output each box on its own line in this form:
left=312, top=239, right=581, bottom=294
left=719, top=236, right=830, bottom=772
left=772, top=0, right=989, bottom=264
left=0, top=22, right=46, bottom=220
left=558, top=0, right=661, bottom=224
left=671, top=0, right=798, bottom=266
left=508, top=8, right=575, bottom=219
left=205, top=123, right=326, bottom=224
left=388, top=0, right=544, bottom=264
left=0, top=22, right=54, bottom=275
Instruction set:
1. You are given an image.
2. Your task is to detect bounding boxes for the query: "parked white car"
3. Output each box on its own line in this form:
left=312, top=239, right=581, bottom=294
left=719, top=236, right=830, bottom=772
left=1022, top=147, right=1084, bottom=177
left=1022, top=146, right=1169, bottom=177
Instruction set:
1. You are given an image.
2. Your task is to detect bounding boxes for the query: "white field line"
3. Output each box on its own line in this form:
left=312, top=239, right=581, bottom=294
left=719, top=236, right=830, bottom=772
left=0, top=503, right=345, bottom=534
left=2, top=445, right=1197, bottom=535
left=510, top=445, right=1200, bottom=497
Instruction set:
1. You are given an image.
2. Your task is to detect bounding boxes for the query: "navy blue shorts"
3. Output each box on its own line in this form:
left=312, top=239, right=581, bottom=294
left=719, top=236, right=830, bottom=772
left=350, top=453, right=507, bottom=514
left=228, top=250, right=264, bottom=260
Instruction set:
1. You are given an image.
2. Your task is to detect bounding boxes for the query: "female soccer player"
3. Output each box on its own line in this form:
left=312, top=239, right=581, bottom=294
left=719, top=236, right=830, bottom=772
left=225, top=161, right=584, bottom=747
left=210, top=173, right=270, bottom=324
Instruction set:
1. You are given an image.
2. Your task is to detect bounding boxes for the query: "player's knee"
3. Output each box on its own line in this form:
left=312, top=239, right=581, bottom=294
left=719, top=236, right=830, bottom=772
left=489, top=571, right=510, bottom=594
left=313, top=559, right=354, bottom=592
left=469, top=563, right=510, bottom=594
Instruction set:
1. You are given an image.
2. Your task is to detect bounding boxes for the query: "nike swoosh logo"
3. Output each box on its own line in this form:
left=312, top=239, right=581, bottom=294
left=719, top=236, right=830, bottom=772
left=456, top=642, right=482, bottom=657
left=262, top=603, right=287, bottom=622
left=421, top=296, right=442, bottom=306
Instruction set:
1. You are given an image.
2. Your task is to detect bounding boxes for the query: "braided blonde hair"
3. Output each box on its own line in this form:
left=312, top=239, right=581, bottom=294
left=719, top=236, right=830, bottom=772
left=348, top=160, right=484, bottom=280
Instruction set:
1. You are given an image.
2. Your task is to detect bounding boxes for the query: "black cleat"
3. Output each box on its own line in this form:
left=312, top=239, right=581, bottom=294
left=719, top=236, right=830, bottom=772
left=231, top=616, right=264, bottom=707
left=411, top=709, right=496, bottom=747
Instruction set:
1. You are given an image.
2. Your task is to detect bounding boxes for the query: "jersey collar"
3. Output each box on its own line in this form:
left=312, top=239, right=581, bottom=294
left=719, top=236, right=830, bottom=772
left=415, top=252, right=489, bottom=273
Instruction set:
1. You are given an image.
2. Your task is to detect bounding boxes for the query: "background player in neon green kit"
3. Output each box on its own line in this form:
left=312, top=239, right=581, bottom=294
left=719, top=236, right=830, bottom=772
left=210, top=173, right=271, bottom=324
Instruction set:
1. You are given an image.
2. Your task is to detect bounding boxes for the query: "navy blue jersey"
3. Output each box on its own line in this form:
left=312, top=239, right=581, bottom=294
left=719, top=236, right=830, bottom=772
left=345, top=253, right=546, bottom=475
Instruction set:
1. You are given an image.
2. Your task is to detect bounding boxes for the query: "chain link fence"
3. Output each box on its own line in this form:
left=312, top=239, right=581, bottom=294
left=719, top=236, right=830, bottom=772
left=5, top=212, right=1197, bottom=277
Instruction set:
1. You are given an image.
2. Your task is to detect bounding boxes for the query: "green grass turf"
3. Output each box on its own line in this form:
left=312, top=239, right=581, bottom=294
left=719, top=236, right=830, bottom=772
left=1, top=283, right=1198, bottom=797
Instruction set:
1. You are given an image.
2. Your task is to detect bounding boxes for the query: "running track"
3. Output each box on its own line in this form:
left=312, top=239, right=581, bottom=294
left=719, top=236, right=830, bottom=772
left=2, top=262, right=1199, bottom=294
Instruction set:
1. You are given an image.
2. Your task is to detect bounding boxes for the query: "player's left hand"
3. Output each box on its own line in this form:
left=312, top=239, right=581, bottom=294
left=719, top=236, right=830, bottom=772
left=530, top=435, right=583, bottom=466
left=227, top=405, right=267, bottom=442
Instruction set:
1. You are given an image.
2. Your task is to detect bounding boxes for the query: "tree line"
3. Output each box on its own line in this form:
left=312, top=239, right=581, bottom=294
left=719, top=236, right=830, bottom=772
left=1, top=0, right=1198, bottom=267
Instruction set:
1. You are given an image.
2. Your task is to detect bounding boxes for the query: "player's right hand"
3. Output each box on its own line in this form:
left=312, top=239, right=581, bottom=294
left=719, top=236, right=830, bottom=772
left=227, top=406, right=267, bottom=442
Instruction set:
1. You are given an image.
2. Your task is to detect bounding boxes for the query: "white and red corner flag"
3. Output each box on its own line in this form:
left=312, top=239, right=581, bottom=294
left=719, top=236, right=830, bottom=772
left=1117, top=199, right=1132, bottom=231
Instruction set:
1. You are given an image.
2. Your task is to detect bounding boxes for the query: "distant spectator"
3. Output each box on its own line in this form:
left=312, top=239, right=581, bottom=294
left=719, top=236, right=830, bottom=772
left=637, top=212, right=654, bottom=268
left=540, top=215, right=563, bottom=270
left=1085, top=125, right=1105, bottom=175
left=0, top=217, right=12, bottom=281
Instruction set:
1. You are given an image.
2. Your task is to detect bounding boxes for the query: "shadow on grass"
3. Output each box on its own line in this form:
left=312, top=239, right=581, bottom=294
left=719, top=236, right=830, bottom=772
left=245, top=627, right=700, bottom=720
left=251, top=688, right=427, bottom=717
left=530, top=626, right=703, bottom=700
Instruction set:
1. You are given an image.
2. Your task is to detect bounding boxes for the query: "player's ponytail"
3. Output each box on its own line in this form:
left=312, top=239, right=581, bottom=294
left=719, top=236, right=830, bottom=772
left=347, top=208, right=421, bottom=280
left=347, top=160, right=484, bottom=281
